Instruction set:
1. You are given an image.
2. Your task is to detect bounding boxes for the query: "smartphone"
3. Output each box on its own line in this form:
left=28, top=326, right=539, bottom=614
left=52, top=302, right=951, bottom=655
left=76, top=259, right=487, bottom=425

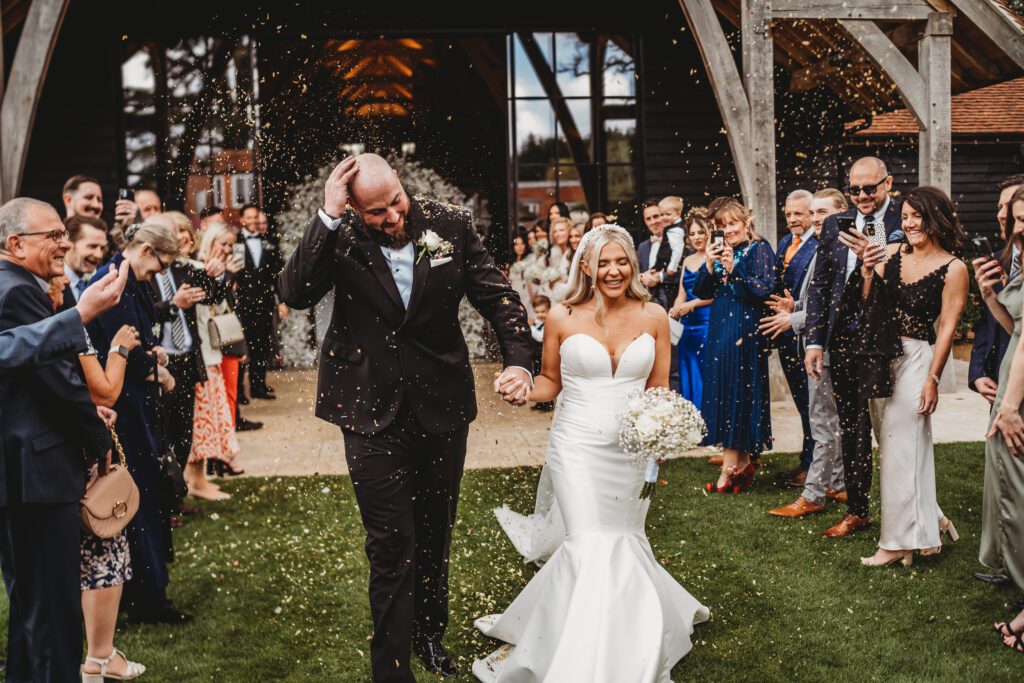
left=836, top=215, right=857, bottom=236
left=863, top=221, right=889, bottom=262
left=970, top=236, right=995, bottom=260
left=711, top=229, right=725, bottom=249
left=118, top=188, right=132, bottom=201
left=231, top=242, right=247, bottom=268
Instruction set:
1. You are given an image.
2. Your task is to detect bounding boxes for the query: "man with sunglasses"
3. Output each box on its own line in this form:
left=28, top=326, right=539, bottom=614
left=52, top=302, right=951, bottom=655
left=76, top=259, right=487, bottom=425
left=803, top=156, right=905, bottom=539
left=0, top=197, right=114, bottom=680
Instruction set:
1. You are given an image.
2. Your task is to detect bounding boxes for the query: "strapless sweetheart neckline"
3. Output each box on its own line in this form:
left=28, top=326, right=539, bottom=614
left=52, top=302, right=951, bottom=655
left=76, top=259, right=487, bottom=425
left=560, top=332, right=654, bottom=378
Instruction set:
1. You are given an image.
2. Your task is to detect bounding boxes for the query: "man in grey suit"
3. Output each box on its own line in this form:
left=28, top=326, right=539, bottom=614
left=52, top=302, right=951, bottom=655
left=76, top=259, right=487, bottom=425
left=761, top=189, right=849, bottom=517
left=0, top=261, right=128, bottom=370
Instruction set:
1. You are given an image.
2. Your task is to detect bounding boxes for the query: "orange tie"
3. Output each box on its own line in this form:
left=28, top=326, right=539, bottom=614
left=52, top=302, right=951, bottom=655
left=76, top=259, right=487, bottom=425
left=784, top=234, right=802, bottom=267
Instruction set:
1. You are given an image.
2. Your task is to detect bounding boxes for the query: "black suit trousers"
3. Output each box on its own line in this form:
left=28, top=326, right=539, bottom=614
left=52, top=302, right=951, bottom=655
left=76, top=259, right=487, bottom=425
left=162, top=354, right=198, bottom=469
left=0, top=503, right=81, bottom=683
left=342, top=405, right=468, bottom=683
left=830, top=352, right=874, bottom=518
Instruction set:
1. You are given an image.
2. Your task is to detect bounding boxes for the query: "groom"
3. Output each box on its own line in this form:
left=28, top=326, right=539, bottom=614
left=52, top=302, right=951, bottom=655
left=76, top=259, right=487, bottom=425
left=278, top=154, right=533, bottom=681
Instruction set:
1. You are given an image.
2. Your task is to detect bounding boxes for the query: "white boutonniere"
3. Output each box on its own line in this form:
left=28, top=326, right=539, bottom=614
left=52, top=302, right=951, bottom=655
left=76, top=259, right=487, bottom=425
left=416, top=230, right=453, bottom=265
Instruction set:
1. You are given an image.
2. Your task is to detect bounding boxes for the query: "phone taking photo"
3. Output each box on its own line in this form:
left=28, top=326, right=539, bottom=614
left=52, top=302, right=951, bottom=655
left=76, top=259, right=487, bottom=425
left=231, top=242, right=247, bottom=268
left=711, top=229, right=725, bottom=249
left=837, top=215, right=856, bottom=236
left=970, top=236, right=995, bottom=260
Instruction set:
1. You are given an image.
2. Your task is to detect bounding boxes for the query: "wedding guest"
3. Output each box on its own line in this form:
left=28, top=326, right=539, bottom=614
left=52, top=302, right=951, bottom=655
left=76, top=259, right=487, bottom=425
left=62, top=174, right=104, bottom=219
left=549, top=216, right=573, bottom=275
left=767, top=188, right=849, bottom=518
left=804, top=156, right=906, bottom=539
left=73, top=320, right=148, bottom=682
left=86, top=221, right=190, bottom=624
left=584, top=211, right=608, bottom=233
left=852, top=186, right=967, bottom=566
left=532, top=220, right=548, bottom=244
left=669, top=207, right=713, bottom=408
left=547, top=201, right=570, bottom=229
left=526, top=229, right=537, bottom=249
left=235, top=203, right=284, bottom=400
left=694, top=198, right=775, bottom=492
left=63, top=214, right=110, bottom=306
left=508, top=232, right=533, bottom=320
left=773, top=189, right=817, bottom=487
left=568, top=225, right=583, bottom=254
left=198, top=205, right=223, bottom=232
left=134, top=189, right=162, bottom=220
left=530, top=295, right=553, bottom=412
left=661, top=195, right=688, bottom=279
left=0, top=197, right=114, bottom=679
left=189, top=222, right=245, bottom=499
left=969, top=174, right=1024, bottom=405
left=976, top=185, right=1024, bottom=646
left=639, top=200, right=680, bottom=392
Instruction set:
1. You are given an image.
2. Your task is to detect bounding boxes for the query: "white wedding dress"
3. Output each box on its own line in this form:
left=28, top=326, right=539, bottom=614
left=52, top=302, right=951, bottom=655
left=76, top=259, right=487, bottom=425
left=474, top=332, right=709, bottom=682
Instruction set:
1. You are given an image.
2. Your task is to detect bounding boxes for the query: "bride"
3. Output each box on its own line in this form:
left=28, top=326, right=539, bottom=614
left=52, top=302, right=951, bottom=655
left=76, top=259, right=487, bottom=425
left=476, top=225, right=709, bottom=682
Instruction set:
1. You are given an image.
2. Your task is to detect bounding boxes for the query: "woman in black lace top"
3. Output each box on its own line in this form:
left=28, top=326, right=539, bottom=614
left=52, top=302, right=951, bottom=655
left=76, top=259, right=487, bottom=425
left=853, top=186, right=969, bottom=567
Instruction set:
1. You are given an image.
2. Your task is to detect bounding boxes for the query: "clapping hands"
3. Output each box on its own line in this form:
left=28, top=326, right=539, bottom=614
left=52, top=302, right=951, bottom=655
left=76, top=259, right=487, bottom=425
left=494, top=367, right=532, bottom=406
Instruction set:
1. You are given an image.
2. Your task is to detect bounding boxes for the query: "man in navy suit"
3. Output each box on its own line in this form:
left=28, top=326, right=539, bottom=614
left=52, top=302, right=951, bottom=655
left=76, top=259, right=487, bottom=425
left=0, top=197, right=114, bottom=681
left=804, top=157, right=905, bottom=539
left=771, top=190, right=818, bottom=486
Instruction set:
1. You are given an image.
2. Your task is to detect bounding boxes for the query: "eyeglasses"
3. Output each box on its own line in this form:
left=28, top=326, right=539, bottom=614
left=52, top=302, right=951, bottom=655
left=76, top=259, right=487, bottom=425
left=847, top=177, right=890, bottom=197
left=16, top=229, right=69, bottom=243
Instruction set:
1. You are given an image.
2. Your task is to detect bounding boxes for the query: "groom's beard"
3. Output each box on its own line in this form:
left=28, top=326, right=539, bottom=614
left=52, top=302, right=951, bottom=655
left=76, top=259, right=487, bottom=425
left=366, top=227, right=413, bottom=250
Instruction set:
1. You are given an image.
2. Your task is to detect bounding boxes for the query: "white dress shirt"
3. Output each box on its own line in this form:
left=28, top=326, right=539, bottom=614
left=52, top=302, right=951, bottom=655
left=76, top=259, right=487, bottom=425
left=242, top=230, right=264, bottom=268
left=64, top=265, right=91, bottom=303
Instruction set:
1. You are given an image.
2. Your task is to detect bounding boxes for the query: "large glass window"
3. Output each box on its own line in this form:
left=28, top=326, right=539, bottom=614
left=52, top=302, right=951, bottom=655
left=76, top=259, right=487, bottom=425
left=508, top=33, right=640, bottom=234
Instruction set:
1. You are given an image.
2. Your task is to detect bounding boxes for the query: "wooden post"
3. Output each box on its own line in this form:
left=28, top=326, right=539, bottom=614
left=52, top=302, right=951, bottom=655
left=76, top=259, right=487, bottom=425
left=918, top=12, right=953, bottom=193
left=742, top=0, right=777, bottom=243
left=1, top=0, right=70, bottom=201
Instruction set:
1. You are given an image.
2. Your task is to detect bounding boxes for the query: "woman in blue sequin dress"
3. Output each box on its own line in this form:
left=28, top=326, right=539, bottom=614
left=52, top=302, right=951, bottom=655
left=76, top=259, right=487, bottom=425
left=693, top=199, right=776, bottom=493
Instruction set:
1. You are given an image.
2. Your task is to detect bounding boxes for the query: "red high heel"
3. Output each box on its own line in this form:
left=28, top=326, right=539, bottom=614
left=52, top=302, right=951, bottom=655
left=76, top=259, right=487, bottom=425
left=705, top=463, right=755, bottom=494
left=706, top=466, right=740, bottom=494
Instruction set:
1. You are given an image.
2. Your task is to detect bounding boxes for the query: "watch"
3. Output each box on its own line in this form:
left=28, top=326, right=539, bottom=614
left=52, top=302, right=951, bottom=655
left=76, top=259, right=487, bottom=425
left=110, top=344, right=129, bottom=359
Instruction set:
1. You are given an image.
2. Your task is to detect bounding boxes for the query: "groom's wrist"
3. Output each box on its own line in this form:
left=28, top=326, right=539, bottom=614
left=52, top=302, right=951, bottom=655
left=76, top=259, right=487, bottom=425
left=507, top=365, right=534, bottom=386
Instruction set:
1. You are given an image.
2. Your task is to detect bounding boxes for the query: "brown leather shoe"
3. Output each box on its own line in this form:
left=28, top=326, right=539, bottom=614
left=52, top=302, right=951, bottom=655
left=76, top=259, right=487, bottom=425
left=826, top=489, right=848, bottom=504
left=822, top=513, right=870, bottom=538
left=768, top=496, right=825, bottom=518
left=708, top=455, right=724, bottom=466
left=784, top=468, right=808, bottom=488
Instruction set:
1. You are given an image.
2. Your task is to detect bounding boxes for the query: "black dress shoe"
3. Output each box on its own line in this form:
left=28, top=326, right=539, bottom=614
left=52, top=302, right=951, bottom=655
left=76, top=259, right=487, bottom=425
left=236, top=417, right=264, bottom=432
left=238, top=395, right=250, bottom=406
left=250, top=390, right=276, bottom=400
left=973, top=572, right=1011, bottom=585
left=412, top=638, right=458, bottom=677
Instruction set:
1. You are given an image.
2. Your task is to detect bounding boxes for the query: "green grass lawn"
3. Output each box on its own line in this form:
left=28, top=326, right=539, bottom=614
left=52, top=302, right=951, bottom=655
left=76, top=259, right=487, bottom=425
left=4, top=442, right=1022, bottom=681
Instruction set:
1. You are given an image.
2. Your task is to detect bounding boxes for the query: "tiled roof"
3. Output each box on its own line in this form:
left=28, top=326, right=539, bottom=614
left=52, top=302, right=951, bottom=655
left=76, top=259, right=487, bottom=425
left=849, top=76, right=1024, bottom=136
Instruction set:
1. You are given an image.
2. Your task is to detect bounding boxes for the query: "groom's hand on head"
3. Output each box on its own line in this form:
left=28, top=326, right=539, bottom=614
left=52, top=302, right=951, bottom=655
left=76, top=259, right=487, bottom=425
left=324, top=156, right=360, bottom=217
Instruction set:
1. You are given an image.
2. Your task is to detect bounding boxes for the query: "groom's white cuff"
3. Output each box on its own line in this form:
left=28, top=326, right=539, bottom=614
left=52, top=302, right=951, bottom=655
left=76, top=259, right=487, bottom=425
left=318, top=209, right=343, bottom=231
left=507, top=366, right=534, bottom=386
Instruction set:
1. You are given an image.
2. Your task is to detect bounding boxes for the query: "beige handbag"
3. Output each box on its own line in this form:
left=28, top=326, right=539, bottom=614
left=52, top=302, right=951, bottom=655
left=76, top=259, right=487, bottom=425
left=80, top=428, right=140, bottom=538
left=208, top=303, right=246, bottom=349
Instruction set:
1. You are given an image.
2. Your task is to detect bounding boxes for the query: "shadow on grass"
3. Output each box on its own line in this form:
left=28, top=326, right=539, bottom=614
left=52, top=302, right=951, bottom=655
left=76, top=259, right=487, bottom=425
left=2, top=443, right=1020, bottom=681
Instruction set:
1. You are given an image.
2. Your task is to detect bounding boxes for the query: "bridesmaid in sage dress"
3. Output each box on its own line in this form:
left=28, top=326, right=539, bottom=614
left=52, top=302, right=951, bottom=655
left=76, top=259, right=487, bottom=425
left=693, top=199, right=775, bottom=493
left=976, top=212, right=1024, bottom=650
left=669, top=208, right=713, bottom=408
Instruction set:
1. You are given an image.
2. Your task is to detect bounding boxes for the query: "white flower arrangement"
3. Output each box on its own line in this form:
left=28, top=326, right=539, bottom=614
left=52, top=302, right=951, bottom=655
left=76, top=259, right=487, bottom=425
left=539, top=266, right=564, bottom=285
left=523, top=262, right=545, bottom=283
left=532, top=238, right=549, bottom=257
left=509, top=260, right=529, bottom=279
left=416, top=229, right=454, bottom=264
left=618, top=387, right=707, bottom=498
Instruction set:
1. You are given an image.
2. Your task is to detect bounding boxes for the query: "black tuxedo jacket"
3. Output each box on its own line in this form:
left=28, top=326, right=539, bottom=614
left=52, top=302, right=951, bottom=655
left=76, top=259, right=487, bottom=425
left=804, top=199, right=904, bottom=350
left=235, top=233, right=283, bottom=353
left=149, top=260, right=228, bottom=387
left=0, top=260, right=111, bottom=506
left=278, top=196, right=533, bottom=435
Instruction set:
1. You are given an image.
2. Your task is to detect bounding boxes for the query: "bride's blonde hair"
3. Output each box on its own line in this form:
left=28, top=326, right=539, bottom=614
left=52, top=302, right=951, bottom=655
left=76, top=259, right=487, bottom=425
left=562, top=225, right=649, bottom=330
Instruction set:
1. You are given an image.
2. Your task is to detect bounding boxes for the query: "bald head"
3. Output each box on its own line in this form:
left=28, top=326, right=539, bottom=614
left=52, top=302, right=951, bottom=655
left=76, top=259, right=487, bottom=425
left=848, top=156, right=892, bottom=216
left=348, top=153, right=409, bottom=236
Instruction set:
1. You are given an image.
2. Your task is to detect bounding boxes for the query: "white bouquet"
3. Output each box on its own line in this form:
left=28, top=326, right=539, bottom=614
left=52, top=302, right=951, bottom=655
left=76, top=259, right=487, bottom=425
left=618, top=387, right=707, bottom=499
left=523, top=262, right=545, bottom=283
left=509, top=260, right=528, bottom=279
left=540, top=266, right=564, bottom=285
left=532, top=238, right=550, bottom=258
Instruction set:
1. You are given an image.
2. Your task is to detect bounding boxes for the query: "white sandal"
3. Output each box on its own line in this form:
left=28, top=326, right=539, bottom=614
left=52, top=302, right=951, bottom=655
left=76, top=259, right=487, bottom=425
left=81, top=648, right=146, bottom=682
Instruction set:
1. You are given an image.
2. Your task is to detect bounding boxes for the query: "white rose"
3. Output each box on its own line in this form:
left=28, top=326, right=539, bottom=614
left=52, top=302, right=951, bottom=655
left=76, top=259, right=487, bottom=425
left=634, top=415, right=660, bottom=442
left=687, top=428, right=703, bottom=446
left=423, top=230, right=442, bottom=251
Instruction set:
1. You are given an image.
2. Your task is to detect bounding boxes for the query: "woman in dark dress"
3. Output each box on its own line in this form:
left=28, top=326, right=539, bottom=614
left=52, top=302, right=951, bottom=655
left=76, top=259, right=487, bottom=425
left=86, top=222, right=189, bottom=624
left=693, top=199, right=776, bottom=493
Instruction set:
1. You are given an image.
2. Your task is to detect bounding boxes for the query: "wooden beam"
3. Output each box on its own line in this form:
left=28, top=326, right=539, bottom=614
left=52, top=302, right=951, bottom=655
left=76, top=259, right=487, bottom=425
left=918, top=12, right=953, bottom=191
left=839, top=19, right=928, bottom=126
left=948, top=0, right=1024, bottom=70
left=1, top=0, right=69, bottom=201
left=772, top=0, right=934, bottom=20
left=678, top=0, right=755, bottom=201
left=742, top=0, right=778, bottom=243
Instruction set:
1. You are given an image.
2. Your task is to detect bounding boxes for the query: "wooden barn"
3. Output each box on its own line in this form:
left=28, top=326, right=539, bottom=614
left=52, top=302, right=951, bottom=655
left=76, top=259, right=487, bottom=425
left=0, top=0, right=1023, bottom=251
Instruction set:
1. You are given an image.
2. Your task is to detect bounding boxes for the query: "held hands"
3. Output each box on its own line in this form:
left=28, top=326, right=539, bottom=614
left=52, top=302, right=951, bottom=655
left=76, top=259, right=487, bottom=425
left=173, top=284, right=205, bottom=310
left=768, top=290, right=795, bottom=313
left=973, top=257, right=1004, bottom=300
left=975, top=377, right=999, bottom=404
left=493, top=367, right=532, bottom=406
left=324, top=156, right=360, bottom=217
left=759, top=311, right=792, bottom=340
left=669, top=301, right=691, bottom=320
left=112, top=324, right=141, bottom=351
left=804, top=347, right=824, bottom=381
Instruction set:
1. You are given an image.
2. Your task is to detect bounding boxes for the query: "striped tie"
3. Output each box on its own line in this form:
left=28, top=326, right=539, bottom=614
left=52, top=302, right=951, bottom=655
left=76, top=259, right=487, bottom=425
left=157, top=273, right=187, bottom=351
